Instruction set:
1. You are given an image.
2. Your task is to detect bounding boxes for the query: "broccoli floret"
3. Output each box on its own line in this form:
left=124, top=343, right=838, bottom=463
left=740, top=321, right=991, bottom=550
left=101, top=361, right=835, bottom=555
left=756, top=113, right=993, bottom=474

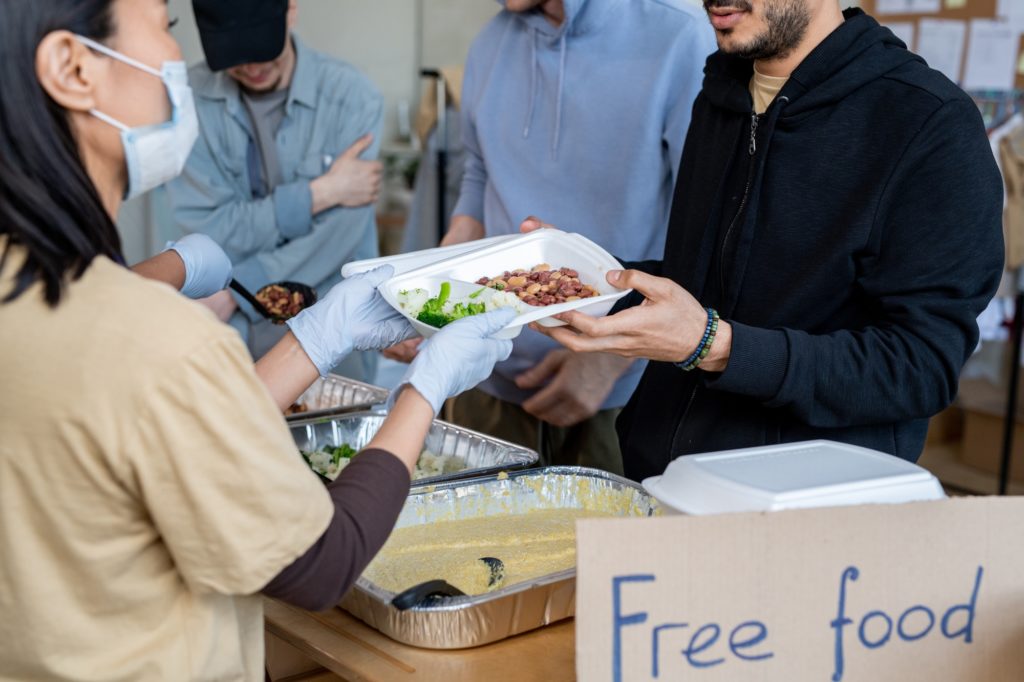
left=324, top=443, right=358, bottom=466
left=449, top=302, right=487, bottom=321
left=415, top=282, right=488, bottom=328
left=417, top=282, right=456, bottom=328
left=416, top=310, right=452, bottom=328
left=415, top=282, right=450, bottom=324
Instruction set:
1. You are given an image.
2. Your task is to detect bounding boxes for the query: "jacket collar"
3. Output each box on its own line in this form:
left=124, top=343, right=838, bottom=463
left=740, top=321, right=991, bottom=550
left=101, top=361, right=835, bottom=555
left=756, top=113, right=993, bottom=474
left=286, top=37, right=318, bottom=110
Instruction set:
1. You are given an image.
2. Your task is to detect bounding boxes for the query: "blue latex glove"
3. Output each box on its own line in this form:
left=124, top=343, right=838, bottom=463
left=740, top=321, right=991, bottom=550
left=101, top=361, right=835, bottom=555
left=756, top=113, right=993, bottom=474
left=287, top=265, right=417, bottom=376
left=394, top=309, right=516, bottom=415
left=164, top=234, right=233, bottom=299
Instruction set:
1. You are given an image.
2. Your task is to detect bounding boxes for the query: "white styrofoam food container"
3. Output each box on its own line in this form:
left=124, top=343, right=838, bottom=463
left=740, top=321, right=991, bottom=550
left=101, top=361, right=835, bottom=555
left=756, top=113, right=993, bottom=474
left=378, top=230, right=631, bottom=339
left=341, top=234, right=518, bottom=278
left=642, top=440, right=945, bottom=515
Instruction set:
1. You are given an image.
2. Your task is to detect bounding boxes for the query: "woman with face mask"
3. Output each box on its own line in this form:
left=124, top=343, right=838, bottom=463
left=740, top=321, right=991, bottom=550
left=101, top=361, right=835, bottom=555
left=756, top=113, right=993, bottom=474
left=0, top=1, right=513, bottom=679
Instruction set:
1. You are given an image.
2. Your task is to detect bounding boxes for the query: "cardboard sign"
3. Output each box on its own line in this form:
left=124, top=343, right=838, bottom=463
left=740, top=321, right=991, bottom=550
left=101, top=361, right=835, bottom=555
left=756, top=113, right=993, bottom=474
left=576, top=497, right=1024, bottom=681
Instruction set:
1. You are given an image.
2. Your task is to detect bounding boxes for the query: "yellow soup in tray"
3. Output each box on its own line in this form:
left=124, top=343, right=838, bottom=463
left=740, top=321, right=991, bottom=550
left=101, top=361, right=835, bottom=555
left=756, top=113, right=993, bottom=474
left=363, top=508, right=615, bottom=596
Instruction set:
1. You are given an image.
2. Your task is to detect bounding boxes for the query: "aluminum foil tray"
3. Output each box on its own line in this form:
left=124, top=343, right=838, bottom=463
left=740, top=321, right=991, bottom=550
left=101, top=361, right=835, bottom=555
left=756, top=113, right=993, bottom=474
left=290, top=412, right=538, bottom=486
left=341, top=467, right=660, bottom=649
left=284, top=374, right=389, bottom=422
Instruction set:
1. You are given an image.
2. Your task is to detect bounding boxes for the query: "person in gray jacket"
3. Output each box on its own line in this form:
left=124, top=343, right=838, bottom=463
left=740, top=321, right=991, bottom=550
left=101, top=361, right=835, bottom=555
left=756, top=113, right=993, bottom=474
left=168, top=0, right=382, bottom=380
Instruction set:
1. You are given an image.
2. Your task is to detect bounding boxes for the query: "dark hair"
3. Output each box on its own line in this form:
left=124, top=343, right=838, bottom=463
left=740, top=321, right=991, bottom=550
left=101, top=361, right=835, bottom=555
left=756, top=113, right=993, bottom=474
left=0, top=0, right=123, bottom=307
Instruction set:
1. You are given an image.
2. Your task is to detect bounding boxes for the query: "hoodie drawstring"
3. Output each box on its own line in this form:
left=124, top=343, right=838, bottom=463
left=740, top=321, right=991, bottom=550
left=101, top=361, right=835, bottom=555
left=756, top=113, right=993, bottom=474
left=523, top=31, right=538, bottom=139
left=522, top=29, right=568, bottom=157
left=552, top=32, right=567, bottom=155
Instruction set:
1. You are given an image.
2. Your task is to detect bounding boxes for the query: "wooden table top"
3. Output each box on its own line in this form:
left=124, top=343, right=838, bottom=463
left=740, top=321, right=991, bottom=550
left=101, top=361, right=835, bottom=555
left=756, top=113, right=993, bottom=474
left=263, top=598, right=576, bottom=682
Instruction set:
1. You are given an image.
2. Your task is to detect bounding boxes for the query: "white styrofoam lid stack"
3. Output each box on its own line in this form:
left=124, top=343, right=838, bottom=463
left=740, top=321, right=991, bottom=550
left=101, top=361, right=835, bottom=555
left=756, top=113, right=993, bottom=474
left=340, top=234, right=518, bottom=278
left=642, top=440, right=945, bottom=515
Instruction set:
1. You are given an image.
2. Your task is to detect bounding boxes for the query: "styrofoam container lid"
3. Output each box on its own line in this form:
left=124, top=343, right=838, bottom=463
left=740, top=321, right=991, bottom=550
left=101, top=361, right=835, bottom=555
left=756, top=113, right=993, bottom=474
left=379, top=230, right=631, bottom=339
left=341, top=234, right=519, bottom=278
left=642, top=440, right=945, bottom=515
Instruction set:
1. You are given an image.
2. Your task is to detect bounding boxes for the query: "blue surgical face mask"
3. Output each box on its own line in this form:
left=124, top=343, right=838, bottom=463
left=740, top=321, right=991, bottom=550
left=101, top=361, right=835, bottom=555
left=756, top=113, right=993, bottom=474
left=75, top=35, right=199, bottom=199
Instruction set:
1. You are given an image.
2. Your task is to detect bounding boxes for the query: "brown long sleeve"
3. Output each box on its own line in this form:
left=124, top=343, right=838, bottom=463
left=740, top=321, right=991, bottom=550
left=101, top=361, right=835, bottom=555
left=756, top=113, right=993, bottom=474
left=261, top=448, right=411, bottom=610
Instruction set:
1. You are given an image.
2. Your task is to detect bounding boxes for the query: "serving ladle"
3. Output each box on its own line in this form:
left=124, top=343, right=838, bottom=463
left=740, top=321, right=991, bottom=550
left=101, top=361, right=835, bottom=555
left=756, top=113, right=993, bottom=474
left=229, top=279, right=317, bottom=324
left=390, top=557, right=506, bottom=610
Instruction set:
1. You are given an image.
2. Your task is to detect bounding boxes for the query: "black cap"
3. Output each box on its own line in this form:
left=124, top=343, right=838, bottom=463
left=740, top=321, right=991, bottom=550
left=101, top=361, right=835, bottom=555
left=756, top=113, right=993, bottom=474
left=192, top=0, right=288, bottom=71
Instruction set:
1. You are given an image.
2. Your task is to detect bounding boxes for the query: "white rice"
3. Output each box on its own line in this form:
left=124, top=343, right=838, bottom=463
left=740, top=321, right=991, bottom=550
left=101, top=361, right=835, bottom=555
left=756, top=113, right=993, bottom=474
left=414, top=450, right=468, bottom=479
left=305, top=449, right=348, bottom=481
left=396, top=288, right=431, bottom=316
left=397, top=288, right=523, bottom=320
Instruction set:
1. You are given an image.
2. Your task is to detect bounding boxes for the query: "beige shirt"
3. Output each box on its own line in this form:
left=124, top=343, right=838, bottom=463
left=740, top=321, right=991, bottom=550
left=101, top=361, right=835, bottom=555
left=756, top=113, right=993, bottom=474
left=749, top=67, right=789, bottom=115
left=0, top=244, right=333, bottom=681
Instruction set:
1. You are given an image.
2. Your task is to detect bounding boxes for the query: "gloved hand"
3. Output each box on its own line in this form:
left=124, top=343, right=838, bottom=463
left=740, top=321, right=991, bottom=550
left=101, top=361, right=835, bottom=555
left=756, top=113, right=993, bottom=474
left=164, top=234, right=233, bottom=300
left=394, top=309, right=516, bottom=415
left=287, top=265, right=417, bottom=376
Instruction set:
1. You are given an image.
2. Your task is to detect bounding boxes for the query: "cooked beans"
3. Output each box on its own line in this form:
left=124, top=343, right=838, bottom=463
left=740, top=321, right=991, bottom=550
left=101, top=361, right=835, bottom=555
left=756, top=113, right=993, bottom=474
left=476, top=265, right=599, bottom=307
left=256, top=284, right=305, bottom=320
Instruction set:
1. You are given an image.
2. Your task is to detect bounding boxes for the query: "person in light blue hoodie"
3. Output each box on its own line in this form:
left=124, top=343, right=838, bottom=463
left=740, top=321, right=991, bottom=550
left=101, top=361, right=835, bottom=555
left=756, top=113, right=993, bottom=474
left=440, top=0, right=715, bottom=473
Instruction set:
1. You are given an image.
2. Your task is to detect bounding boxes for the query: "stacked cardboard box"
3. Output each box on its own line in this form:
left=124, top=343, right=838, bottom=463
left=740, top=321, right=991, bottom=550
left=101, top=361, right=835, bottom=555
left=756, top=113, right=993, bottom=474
left=956, top=375, right=1024, bottom=484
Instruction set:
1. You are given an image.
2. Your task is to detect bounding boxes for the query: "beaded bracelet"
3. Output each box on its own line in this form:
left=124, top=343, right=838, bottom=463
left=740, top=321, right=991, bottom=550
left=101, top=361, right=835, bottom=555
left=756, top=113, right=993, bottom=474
left=677, top=308, right=720, bottom=372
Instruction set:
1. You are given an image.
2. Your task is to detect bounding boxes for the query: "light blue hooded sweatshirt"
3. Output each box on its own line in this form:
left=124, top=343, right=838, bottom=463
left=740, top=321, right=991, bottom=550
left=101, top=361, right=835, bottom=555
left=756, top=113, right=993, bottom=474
left=454, top=0, right=716, bottom=408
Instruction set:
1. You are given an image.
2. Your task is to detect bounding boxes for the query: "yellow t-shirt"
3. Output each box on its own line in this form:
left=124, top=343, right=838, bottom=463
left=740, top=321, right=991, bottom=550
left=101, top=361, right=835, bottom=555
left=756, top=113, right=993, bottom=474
left=749, top=66, right=789, bottom=115
left=0, top=243, right=333, bottom=681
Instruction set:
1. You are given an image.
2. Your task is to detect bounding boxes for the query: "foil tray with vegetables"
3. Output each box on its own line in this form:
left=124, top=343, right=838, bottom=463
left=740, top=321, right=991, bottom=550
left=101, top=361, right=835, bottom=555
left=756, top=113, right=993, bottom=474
left=290, top=412, right=538, bottom=486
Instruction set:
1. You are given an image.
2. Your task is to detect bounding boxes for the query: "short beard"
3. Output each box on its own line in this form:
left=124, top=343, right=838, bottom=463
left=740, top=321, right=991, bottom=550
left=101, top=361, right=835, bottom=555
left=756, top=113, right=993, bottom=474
left=712, top=0, right=811, bottom=61
left=240, top=74, right=283, bottom=95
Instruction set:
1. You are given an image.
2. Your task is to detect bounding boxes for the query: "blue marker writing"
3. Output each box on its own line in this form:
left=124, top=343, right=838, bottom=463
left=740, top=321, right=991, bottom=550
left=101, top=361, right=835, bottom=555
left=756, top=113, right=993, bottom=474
left=830, top=566, right=860, bottom=682
left=651, top=623, right=688, bottom=678
left=612, top=574, right=655, bottom=682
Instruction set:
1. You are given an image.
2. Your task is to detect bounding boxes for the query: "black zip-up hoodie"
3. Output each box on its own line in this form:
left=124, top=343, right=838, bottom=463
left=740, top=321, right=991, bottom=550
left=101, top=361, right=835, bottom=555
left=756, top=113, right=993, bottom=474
left=616, top=9, right=1004, bottom=481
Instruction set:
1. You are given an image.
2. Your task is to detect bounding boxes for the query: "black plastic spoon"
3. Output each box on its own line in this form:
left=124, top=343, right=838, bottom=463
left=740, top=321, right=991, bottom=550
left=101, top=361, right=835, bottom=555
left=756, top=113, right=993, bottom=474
left=229, top=279, right=318, bottom=324
left=390, top=557, right=506, bottom=611
left=229, top=279, right=273, bottom=320
left=391, top=579, right=466, bottom=610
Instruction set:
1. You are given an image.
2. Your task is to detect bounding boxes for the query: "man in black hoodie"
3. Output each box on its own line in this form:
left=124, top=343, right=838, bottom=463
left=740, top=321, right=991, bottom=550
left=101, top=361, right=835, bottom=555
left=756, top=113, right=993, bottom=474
left=528, top=0, right=1004, bottom=481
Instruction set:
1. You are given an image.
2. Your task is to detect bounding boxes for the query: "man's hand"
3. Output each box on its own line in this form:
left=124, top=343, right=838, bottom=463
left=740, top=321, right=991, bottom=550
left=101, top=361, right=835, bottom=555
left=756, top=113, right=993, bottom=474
left=310, top=133, right=383, bottom=212
left=532, top=269, right=733, bottom=372
left=515, top=349, right=634, bottom=428
left=441, top=214, right=485, bottom=247
left=199, top=289, right=238, bottom=322
left=382, top=337, right=424, bottom=363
